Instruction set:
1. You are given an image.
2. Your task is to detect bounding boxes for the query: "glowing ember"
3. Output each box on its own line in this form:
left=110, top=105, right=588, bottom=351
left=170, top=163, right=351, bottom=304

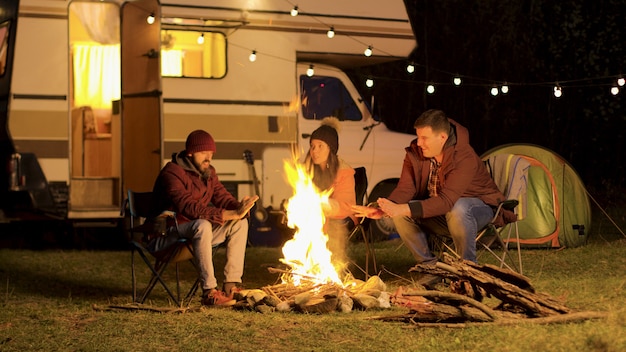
left=279, top=158, right=343, bottom=286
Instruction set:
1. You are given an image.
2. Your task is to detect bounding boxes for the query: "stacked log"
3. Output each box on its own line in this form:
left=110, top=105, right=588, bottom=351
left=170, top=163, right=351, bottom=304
left=372, top=253, right=607, bottom=325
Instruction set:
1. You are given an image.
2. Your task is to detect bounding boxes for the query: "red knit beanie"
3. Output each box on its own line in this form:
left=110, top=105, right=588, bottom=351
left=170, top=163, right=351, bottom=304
left=185, top=130, right=216, bottom=154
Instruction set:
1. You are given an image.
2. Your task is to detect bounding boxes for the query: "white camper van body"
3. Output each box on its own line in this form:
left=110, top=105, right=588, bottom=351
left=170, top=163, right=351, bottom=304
left=10, top=0, right=416, bottom=220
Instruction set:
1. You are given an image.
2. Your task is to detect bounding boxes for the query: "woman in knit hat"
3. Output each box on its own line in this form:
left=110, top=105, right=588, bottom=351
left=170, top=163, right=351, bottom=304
left=304, top=117, right=357, bottom=272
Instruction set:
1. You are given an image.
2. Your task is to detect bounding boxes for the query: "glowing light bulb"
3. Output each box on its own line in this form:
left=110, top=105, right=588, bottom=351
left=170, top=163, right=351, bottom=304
left=147, top=13, right=155, bottom=25
left=327, top=26, right=335, bottom=38
left=453, top=77, right=462, bottom=86
left=366, top=78, right=374, bottom=88
left=306, top=65, right=314, bottom=77
left=611, top=86, right=619, bottom=95
left=553, top=85, right=562, bottom=98
left=291, top=6, right=298, bottom=16
left=406, top=63, right=415, bottom=73
left=490, top=87, right=499, bottom=96
left=249, top=50, right=257, bottom=62
left=426, top=84, right=435, bottom=94
left=501, top=84, right=509, bottom=94
left=618, top=77, right=625, bottom=87
left=197, top=33, right=204, bottom=44
left=364, top=46, right=372, bottom=57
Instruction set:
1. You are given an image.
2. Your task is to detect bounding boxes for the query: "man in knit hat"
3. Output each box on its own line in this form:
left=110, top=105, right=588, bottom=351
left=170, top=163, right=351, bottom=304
left=151, top=129, right=258, bottom=306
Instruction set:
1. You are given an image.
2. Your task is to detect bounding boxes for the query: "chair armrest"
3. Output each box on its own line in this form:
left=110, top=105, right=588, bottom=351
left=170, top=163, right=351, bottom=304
left=501, top=199, right=519, bottom=211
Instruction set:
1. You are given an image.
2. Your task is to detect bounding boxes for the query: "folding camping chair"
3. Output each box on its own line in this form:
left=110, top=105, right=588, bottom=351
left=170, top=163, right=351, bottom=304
left=121, top=189, right=201, bottom=307
left=347, top=167, right=378, bottom=278
left=428, top=154, right=526, bottom=274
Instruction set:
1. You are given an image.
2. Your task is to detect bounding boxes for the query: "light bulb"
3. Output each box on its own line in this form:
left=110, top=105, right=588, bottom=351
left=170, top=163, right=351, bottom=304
left=364, top=46, right=372, bottom=57
left=426, top=84, right=435, bottom=94
left=554, top=85, right=562, bottom=98
left=366, top=78, right=374, bottom=88
left=453, top=77, right=462, bottom=86
left=501, top=84, right=509, bottom=94
left=327, top=26, right=335, bottom=38
left=146, top=13, right=155, bottom=25
left=197, top=33, right=204, bottom=44
left=306, top=65, right=314, bottom=77
left=291, top=6, right=298, bottom=16
left=406, top=63, right=415, bottom=73
left=249, top=50, right=257, bottom=62
left=611, top=86, right=619, bottom=95
left=618, top=77, right=625, bottom=87
left=490, top=87, right=499, bottom=96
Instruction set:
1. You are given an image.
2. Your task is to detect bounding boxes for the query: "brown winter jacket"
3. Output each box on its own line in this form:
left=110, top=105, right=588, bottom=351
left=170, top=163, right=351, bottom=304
left=152, top=152, right=241, bottom=226
left=388, top=119, right=514, bottom=226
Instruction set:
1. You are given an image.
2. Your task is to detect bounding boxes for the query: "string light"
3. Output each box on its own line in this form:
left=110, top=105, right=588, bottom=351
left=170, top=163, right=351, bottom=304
left=146, top=13, right=155, bottom=25
left=453, top=76, right=462, bottom=86
left=249, top=50, right=257, bottom=62
left=553, top=84, right=562, bottom=98
left=327, top=26, right=335, bottom=39
left=618, top=77, right=625, bottom=87
left=197, top=33, right=204, bottom=45
left=490, top=86, right=499, bottom=96
left=426, top=84, right=435, bottom=94
left=306, top=64, right=314, bottom=77
left=366, top=78, right=374, bottom=88
left=611, top=86, right=620, bottom=95
left=364, top=46, right=373, bottom=57
left=290, top=6, right=298, bottom=16
left=501, top=83, right=509, bottom=94
left=406, top=63, right=415, bottom=74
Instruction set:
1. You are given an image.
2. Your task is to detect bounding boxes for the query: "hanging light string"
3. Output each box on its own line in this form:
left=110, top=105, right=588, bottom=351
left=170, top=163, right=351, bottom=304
left=228, top=0, right=624, bottom=97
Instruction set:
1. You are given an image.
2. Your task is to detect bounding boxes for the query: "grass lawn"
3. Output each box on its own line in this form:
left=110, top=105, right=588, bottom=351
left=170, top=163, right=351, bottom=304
left=1, top=224, right=625, bottom=351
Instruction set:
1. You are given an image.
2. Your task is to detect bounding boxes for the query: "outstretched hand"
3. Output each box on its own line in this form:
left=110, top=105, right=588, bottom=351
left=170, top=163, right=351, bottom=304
left=351, top=203, right=385, bottom=219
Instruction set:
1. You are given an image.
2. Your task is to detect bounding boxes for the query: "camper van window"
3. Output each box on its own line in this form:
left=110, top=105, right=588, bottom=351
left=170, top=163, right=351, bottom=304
left=300, top=75, right=362, bottom=121
left=0, top=21, right=10, bottom=77
left=161, top=30, right=226, bottom=79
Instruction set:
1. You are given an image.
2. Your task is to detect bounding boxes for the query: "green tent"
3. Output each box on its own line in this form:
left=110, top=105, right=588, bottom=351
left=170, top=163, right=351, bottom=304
left=481, top=144, right=591, bottom=248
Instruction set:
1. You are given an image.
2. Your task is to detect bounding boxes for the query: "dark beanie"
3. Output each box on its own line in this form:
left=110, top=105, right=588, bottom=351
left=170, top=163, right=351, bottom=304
left=310, top=120, right=339, bottom=154
left=185, top=130, right=216, bottom=154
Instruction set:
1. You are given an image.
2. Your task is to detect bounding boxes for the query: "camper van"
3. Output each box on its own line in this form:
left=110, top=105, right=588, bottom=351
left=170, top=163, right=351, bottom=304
left=4, top=0, right=416, bottom=231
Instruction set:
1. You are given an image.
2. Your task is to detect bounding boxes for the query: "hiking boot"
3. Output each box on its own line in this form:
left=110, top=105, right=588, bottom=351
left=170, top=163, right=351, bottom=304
left=222, top=282, right=243, bottom=297
left=201, top=289, right=236, bottom=307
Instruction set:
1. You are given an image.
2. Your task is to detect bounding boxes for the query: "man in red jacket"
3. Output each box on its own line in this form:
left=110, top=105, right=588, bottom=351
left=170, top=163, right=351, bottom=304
left=353, top=110, right=510, bottom=286
left=151, top=130, right=258, bottom=306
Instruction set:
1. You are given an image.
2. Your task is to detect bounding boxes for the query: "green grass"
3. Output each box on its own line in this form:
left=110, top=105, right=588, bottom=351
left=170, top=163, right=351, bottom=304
left=1, top=234, right=626, bottom=351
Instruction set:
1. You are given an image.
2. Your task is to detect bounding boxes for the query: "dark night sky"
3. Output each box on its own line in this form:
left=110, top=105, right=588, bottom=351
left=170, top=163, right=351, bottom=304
left=347, top=0, right=626, bottom=198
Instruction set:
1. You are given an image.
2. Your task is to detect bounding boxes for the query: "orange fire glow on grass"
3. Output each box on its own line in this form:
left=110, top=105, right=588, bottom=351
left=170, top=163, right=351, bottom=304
left=279, top=158, right=343, bottom=286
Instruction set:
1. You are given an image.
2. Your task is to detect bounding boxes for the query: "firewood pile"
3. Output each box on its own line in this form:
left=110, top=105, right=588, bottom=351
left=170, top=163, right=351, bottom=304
left=232, top=267, right=392, bottom=314
left=372, top=253, right=608, bottom=326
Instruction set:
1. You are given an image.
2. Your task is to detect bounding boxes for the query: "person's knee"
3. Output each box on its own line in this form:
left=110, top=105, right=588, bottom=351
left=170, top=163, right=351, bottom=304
left=193, top=219, right=213, bottom=237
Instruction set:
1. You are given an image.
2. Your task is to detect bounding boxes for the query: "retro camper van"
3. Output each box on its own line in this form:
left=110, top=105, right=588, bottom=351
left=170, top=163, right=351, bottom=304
left=4, top=0, right=416, bottom=231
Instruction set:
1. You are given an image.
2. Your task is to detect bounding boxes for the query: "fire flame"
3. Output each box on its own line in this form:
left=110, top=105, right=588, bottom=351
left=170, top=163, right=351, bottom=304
left=279, top=158, right=343, bottom=286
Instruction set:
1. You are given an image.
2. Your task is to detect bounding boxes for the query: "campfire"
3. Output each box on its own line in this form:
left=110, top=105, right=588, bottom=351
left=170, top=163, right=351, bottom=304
left=235, top=156, right=391, bottom=313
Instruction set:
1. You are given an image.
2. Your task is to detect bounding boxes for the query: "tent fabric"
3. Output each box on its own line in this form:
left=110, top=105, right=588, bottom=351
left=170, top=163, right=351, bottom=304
left=481, top=144, right=591, bottom=248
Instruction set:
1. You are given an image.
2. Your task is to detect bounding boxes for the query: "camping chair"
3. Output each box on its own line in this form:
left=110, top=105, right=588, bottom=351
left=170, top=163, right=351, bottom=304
left=121, top=190, right=201, bottom=307
left=428, top=155, right=527, bottom=274
left=348, top=167, right=377, bottom=278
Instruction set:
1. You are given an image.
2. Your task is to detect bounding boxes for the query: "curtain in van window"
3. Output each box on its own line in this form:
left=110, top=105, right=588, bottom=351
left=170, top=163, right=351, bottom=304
left=73, top=44, right=121, bottom=109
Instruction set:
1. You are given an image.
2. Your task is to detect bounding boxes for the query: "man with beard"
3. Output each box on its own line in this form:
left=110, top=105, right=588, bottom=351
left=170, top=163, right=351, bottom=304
left=151, top=130, right=258, bottom=306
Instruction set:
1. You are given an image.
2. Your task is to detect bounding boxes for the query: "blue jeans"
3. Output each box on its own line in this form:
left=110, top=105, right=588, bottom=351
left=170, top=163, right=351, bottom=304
left=392, top=198, right=494, bottom=264
left=149, top=218, right=248, bottom=291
